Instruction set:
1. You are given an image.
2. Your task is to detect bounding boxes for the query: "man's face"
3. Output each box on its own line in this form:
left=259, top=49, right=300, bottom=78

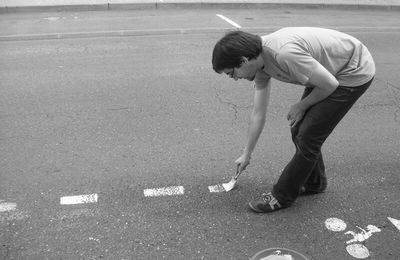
left=222, top=57, right=258, bottom=81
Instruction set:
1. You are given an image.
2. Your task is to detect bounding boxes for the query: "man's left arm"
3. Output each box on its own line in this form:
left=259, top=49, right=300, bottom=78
left=287, top=63, right=339, bottom=127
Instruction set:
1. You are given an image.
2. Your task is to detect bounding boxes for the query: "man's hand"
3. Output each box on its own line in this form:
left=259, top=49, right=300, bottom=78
left=287, top=102, right=306, bottom=128
left=235, top=153, right=251, bottom=173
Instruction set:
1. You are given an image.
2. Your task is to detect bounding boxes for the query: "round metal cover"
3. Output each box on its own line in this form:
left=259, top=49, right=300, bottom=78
left=251, top=248, right=310, bottom=260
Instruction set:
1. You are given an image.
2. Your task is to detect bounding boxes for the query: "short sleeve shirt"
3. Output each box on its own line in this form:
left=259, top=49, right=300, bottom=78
left=254, top=27, right=375, bottom=87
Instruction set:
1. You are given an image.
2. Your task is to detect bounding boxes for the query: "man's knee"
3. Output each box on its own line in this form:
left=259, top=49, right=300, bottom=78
left=293, top=135, right=321, bottom=161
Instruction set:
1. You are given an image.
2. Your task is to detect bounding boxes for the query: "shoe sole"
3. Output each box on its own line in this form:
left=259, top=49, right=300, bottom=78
left=248, top=202, right=276, bottom=213
left=248, top=202, right=263, bottom=213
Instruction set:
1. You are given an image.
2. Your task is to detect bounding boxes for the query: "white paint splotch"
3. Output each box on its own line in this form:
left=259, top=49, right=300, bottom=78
left=346, top=244, right=370, bottom=259
left=345, top=225, right=381, bottom=244
left=60, top=194, right=98, bottom=205
left=0, top=201, right=17, bottom=212
left=325, top=217, right=381, bottom=259
left=208, top=184, right=226, bottom=193
left=388, top=217, right=400, bottom=232
left=325, top=217, right=347, bottom=232
left=0, top=201, right=28, bottom=222
left=143, top=186, right=184, bottom=197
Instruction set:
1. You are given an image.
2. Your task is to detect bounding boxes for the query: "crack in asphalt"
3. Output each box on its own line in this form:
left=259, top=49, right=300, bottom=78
left=213, top=78, right=400, bottom=125
left=377, top=77, right=400, bottom=123
left=214, top=87, right=252, bottom=123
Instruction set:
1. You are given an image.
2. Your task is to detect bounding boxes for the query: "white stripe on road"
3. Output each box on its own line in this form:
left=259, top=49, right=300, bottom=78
left=208, top=185, right=226, bottom=193
left=60, top=194, right=98, bottom=205
left=216, top=14, right=242, bottom=29
left=388, top=217, right=400, bottom=232
left=144, top=186, right=185, bottom=197
left=0, top=202, right=17, bottom=212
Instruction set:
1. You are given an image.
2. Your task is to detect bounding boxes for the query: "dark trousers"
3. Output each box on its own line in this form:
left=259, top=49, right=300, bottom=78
left=272, top=78, right=374, bottom=206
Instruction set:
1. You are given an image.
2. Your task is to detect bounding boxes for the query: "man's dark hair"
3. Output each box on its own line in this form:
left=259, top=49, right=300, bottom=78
left=212, top=30, right=262, bottom=73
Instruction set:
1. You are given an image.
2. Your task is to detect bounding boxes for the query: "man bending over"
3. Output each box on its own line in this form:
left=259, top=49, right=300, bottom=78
left=212, top=27, right=375, bottom=213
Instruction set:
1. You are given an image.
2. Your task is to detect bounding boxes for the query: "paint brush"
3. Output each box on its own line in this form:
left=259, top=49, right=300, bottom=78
left=222, top=165, right=243, bottom=191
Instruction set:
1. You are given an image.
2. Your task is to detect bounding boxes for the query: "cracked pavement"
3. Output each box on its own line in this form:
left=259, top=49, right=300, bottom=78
left=1, top=7, right=400, bottom=260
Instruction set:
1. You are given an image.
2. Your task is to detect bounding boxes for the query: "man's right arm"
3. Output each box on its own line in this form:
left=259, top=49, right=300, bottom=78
left=236, top=78, right=271, bottom=172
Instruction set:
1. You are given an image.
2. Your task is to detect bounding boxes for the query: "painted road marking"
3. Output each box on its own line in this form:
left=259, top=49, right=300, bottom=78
left=345, top=225, right=381, bottom=244
left=388, top=217, right=400, bottom=232
left=216, top=14, right=242, bottom=29
left=346, top=244, right=370, bottom=259
left=252, top=248, right=310, bottom=260
left=60, top=194, right=98, bottom=205
left=325, top=217, right=347, bottom=232
left=208, top=184, right=226, bottom=193
left=325, top=217, right=384, bottom=259
left=143, top=186, right=184, bottom=197
left=0, top=201, right=17, bottom=212
left=0, top=201, right=28, bottom=222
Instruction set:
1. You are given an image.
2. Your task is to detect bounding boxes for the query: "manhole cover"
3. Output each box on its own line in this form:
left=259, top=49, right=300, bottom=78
left=251, top=248, right=310, bottom=260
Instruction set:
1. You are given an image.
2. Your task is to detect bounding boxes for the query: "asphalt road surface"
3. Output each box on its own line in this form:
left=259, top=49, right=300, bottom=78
left=1, top=7, right=399, bottom=260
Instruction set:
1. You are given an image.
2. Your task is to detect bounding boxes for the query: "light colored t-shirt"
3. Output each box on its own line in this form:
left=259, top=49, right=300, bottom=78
left=254, top=27, right=375, bottom=87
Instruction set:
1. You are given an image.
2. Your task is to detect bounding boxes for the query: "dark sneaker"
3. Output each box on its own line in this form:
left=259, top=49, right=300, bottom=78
left=248, top=192, right=283, bottom=213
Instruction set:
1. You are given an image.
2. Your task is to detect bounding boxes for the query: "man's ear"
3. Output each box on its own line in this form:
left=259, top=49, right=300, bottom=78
left=240, top=56, right=249, bottom=65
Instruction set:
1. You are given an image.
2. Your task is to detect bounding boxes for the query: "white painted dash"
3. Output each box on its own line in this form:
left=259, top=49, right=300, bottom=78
left=208, top=185, right=226, bottom=193
left=0, top=202, right=17, bottom=212
left=143, top=186, right=184, bottom=197
left=388, top=217, right=400, bottom=232
left=60, top=194, right=98, bottom=205
left=216, top=14, right=242, bottom=29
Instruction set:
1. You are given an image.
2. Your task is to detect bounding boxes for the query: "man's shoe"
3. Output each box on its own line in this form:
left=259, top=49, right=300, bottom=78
left=248, top=192, right=284, bottom=213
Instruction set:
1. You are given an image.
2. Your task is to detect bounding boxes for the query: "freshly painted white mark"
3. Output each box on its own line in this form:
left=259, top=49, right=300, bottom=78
left=143, top=186, right=184, bottom=197
left=346, top=244, right=370, bottom=259
left=388, top=217, right=400, bottom=232
left=345, top=225, right=381, bottom=244
left=325, top=217, right=347, bottom=232
left=0, top=202, right=17, bottom=212
left=325, top=218, right=382, bottom=259
left=208, top=185, right=226, bottom=193
left=60, top=194, right=98, bottom=205
left=89, top=237, right=100, bottom=243
left=216, top=14, right=242, bottom=29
